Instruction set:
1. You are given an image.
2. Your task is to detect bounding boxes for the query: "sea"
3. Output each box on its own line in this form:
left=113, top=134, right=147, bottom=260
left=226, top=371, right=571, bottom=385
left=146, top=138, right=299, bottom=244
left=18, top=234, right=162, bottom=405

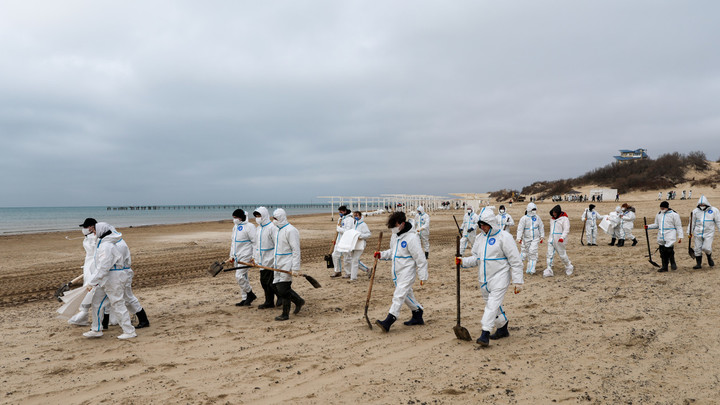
left=0, top=204, right=332, bottom=235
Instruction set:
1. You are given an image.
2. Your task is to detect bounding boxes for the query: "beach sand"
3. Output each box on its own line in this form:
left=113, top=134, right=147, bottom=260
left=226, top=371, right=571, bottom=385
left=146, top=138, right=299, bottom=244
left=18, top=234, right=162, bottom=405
left=2, top=186, right=720, bottom=404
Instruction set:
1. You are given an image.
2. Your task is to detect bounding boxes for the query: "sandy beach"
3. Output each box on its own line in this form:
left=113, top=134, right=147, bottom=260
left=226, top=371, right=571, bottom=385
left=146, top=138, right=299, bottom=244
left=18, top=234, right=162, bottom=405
left=2, top=187, right=720, bottom=404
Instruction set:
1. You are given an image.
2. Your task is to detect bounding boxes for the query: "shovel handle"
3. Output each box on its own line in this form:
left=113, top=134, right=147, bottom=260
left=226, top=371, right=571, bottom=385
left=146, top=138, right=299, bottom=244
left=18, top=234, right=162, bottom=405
left=235, top=260, right=294, bottom=276
left=456, top=235, right=462, bottom=325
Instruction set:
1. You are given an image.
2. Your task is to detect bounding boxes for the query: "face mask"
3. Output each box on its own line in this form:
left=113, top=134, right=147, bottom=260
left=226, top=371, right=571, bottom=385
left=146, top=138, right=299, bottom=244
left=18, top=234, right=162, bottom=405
left=255, top=217, right=262, bottom=225
left=700, top=205, right=708, bottom=211
left=391, top=226, right=400, bottom=234
left=82, top=228, right=91, bottom=236
left=273, top=220, right=281, bottom=227
left=233, top=218, right=241, bottom=225
left=660, top=209, right=667, bottom=213
left=529, top=210, right=536, bottom=216
left=500, top=209, right=505, bottom=214
left=354, top=217, right=361, bottom=221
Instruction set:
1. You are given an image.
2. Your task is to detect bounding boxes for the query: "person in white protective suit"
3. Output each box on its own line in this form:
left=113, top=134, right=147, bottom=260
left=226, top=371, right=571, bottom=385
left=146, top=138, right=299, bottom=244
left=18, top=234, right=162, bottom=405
left=456, top=208, right=524, bottom=347
left=253, top=207, right=279, bottom=309
left=617, top=203, right=638, bottom=247
left=688, top=195, right=720, bottom=269
left=414, top=206, right=431, bottom=258
left=270, top=209, right=305, bottom=321
left=543, top=205, right=574, bottom=277
left=331, top=206, right=355, bottom=278
left=460, top=207, right=478, bottom=253
left=515, top=203, right=544, bottom=274
left=607, top=206, right=623, bottom=246
left=374, top=211, right=428, bottom=332
left=67, top=218, right=99, bottom=326
left=228, top=209, right=257, bottom=306
left=348, top=211, right=372, bottom=280
left=645, top=201, right=683, bottom=272
left=496, top=205, right=515, bottom=232
left=581, top=204, right=601, bottom=246
left=83, top=222, right=149, bottom=339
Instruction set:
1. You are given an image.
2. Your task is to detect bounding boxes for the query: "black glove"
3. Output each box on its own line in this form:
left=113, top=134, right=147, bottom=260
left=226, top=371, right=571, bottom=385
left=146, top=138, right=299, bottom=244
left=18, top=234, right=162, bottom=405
left=468, top=228, right=475, bottom=233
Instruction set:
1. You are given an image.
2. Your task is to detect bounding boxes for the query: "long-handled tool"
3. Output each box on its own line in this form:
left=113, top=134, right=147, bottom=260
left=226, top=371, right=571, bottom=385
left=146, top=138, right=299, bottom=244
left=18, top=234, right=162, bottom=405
left=235, top=260, right=322, bottom=288
left=644, top=217, right=660, bottom=268
left=580, top=209, right=586, bottom=246
left=324, top=231, right=338, bottom=268
left=54, top=273, right=85, bottom=301
left=688, top=212, right=695, bottom=259
left=207, top=260, right=252, bottom=277
left=453, top=235, right=472, bottom=341
left=364, top=232, right=383, bottom=329
left=452, top=215, right=463, bottom=237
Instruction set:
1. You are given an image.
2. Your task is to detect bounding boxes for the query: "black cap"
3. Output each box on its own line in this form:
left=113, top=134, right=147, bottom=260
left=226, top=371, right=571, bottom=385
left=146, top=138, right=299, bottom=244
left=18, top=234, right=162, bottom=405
left=660, top=201, right=669, bottom=209
left=79, top=218, right=97, bottom=228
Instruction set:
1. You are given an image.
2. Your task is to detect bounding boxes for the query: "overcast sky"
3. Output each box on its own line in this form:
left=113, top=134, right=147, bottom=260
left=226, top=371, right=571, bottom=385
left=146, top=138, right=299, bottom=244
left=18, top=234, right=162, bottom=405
left=1, top=1, right=718, bottom=207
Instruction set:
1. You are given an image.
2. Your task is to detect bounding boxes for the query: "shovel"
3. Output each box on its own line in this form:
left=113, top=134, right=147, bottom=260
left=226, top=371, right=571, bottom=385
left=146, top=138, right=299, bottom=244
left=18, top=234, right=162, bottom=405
left=688, top=212, right=695, bottom=259
left=452, top=215, right=463, bottom=237
left=580, top=209, right=586, bottom=246
left=643, top=217, right=660, bottom=268
left=453, top=235, right=472, bottom=341
left=54, top=274, right=85, bottom=302
left=207, top=260, right=252, bottom=277
left=324, top=232, right=338, bottom=268
left=364, top=232, right=383, bottom=329
left=235, top=260, right=322, bottom=288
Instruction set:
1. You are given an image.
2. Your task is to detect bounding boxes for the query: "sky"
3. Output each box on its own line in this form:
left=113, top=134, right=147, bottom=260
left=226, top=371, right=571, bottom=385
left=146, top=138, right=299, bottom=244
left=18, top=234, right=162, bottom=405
left=1, top=1, right=719, bottom=207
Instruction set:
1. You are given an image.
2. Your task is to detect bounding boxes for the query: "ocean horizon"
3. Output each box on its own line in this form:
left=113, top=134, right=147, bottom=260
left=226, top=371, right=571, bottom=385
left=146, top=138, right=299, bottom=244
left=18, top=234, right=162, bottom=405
left=0, top=204, right=335, bottom=235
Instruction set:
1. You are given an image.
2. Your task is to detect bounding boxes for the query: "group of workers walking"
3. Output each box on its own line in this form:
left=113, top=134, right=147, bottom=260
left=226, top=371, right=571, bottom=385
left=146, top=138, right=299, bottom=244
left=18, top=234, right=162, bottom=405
left=61, top=194, right=718, bottom=347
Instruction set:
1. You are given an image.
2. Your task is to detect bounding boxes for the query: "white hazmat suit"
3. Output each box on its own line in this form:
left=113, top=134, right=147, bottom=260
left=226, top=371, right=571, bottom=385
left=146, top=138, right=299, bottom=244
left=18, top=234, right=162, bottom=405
left=349, top=217, right=372, bottom=280
left=68, top=232, right=97, bottom=326
left=618, top=207, right=636, bottom=244
left=688, top=196, right=720, bottom=259
left=332, top=212, right=356, bottom=276
left=86, top=223, right=139, bottom=338
left=230, top=219, right=257, bottom=301
left=544, top=205, right=574, bottom=277
left=581, top=207, right=601, bottom=245
left=253, top=207, right=278, bottom=307
left=378, top=223, right=428, bottom=318
left=515, top=203, right=544, bottom=274
left=414, top=206, right=430, bottom=254
left=460, top=208, right=478, bottom=253
left=496, top=210, right=514, bottom=232
left=460, top=209, right=523, bottom=333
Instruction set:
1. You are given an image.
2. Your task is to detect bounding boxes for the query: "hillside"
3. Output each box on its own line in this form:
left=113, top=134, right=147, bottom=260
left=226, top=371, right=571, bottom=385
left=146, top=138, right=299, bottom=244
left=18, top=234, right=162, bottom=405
left=493, top=152, right=719, bottom=201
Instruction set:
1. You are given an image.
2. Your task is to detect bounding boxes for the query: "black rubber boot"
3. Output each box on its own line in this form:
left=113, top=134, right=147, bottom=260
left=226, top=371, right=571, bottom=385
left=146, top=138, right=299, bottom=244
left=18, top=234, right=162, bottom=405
left=669, top=248, right=677, bottom=270
left=707, top=254, right=715, bottom=267
left=403, top=309, right=424, bottom=326
left=102, top=313, right=110, bottom=330
left=424, top=252, right=429, bottom=259
left=235, top=300, right=247, bottom=306
left=608, top=238, right=616, bottom=246
left=489, top=322, right=510, bottom=340
left=693, top=255, right=702, bottom=269
left=135, top=309, right=150, bottom=329
left=245, top=290, right=257, bottom=306
left=293, top=298, right=305, bottom=315
left=632, top=238, right=638, bottom=246
left=476, top=330, right=491, bottom=346
left=275, top=313, right=289, bottom=321
left=375, top=313, right=396, bottom=333
left=658, top=246, right=668, bottom=272
left=275, top=298, right=291, bottom=321
left=617, top=239, right=625, bottom=247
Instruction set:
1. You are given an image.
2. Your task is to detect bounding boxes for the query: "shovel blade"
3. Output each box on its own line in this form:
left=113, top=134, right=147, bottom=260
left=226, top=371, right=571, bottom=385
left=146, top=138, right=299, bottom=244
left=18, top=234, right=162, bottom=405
left=688, top=247, right=695, bottom=260
left=304, top=275, right=322, bottom=288
left=648, top=259, right=661, bottom=268
left=364, top=309, right=373, bottom=330
left=208, top=261, right=224, bottom=277
left=324, top=254, right=334, bottom=269
left=453, top=325, right=472, bottom=341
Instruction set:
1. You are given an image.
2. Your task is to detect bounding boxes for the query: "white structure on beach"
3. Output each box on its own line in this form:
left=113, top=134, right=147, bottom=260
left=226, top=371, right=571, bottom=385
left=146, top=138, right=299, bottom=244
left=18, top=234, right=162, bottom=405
left=317, top=194, right=452, bottom=221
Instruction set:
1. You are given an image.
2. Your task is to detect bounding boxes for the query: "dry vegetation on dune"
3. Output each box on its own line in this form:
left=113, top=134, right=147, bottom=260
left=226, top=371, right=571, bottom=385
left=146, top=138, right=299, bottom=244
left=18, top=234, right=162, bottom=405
left=491, top=152, right=718, bottom=201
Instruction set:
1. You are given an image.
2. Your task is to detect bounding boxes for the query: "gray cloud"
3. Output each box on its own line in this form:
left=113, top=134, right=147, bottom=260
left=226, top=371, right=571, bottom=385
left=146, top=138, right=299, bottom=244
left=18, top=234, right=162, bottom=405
left=1, top=1, right=719, bottom=206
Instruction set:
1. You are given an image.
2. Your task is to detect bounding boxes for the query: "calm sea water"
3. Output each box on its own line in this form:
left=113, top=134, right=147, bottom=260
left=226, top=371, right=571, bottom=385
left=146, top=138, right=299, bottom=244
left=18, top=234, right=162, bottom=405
left=0, top=204, right=332, bottom=235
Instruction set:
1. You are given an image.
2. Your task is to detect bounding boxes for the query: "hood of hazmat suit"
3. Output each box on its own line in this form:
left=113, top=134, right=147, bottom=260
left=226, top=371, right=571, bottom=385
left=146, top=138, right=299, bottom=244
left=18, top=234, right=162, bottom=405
left=89, top=222, right=131, bottom=287
left=253, top=206, right=277, bottom=266
left=477, top=208, right=500, bottom=235
left=689, top=195, right=720, bottom=239
left=697, top=195, right=710, bottom=209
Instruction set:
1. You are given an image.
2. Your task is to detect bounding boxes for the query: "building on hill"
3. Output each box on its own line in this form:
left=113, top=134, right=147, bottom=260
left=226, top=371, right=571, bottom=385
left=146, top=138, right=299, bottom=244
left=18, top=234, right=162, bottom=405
left=614, top=149, right=648, bottom=162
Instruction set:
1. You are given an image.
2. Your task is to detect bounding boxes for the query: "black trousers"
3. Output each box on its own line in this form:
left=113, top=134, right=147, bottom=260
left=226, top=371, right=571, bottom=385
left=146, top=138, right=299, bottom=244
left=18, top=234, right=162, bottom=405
left=260, top=269, right=277, bottom=305
left=274, top=281, right=303, bottom=316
